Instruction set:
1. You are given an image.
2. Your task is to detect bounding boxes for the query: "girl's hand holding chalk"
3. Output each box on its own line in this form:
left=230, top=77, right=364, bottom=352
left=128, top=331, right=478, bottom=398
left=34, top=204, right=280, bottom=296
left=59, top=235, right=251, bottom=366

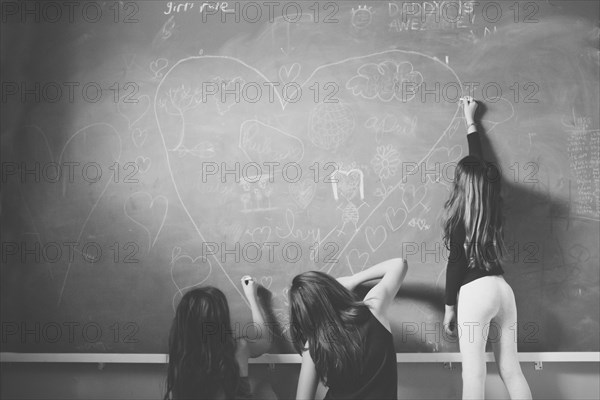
left=461, top=96, right=478, bottom=126
left=241, top=275, right=258, bottom=299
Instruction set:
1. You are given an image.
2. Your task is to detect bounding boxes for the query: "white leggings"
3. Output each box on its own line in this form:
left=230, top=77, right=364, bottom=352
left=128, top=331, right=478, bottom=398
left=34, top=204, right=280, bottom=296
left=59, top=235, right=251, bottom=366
left=457, top=276, right=532, bottom=400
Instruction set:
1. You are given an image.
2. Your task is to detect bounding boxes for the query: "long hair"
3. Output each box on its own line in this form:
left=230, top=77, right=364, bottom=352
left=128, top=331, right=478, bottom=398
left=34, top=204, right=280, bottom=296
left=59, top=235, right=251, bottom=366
left=289, top=271, right=370, bottom=386
left=164, top=287, right=240, bottom=400
left=442, top=155, right=504, bottom=271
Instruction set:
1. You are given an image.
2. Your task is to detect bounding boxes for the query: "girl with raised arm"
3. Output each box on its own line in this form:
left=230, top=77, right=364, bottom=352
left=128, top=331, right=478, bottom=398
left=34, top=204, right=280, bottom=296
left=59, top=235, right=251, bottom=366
left=442, top=96, right=532, bottom=399
left=164, top=277, right=271, bottom=400
left=289, top=258, right=408, bottom=400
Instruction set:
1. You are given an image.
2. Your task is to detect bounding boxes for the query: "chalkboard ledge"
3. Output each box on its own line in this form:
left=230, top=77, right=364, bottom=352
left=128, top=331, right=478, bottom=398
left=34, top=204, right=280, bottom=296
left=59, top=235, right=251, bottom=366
left=1, top=352, right=599, bottom=364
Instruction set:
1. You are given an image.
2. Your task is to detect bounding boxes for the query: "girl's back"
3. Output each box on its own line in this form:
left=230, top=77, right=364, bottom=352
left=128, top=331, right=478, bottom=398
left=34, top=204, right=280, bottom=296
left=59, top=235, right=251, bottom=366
left=292, top=260, right=408, bottom=400
left=324, top=308, right=397, bottom=400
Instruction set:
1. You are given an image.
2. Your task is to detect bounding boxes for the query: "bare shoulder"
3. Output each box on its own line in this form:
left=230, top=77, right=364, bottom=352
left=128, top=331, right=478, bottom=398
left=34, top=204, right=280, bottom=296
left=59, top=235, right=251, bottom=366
left=364, top=301, right=392, bottom=333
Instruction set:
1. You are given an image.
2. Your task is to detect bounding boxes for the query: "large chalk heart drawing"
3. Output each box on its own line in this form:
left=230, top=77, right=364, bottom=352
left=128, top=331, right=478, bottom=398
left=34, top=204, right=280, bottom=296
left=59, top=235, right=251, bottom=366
left=154, top=51, right=463, bottom=304
left=14, top=124, right=122, bottom=305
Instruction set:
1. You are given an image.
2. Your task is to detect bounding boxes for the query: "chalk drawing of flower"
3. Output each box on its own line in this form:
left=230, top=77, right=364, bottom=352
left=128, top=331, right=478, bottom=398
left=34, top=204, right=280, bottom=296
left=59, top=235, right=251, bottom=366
left=371, top=145, right=401, bottom=180
left=393, top=62, right=423, bottom=102
left=347, top=61, right=423, bottom=102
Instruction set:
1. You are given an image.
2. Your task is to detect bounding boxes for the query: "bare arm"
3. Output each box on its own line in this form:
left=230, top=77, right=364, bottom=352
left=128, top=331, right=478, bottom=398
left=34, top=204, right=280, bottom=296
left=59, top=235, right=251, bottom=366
left=462, top=96, right=478, bottom=134
left=338, top=258, right=408, bottom=319
left=296, top=343, right=319, bottom=400
left=240, top=276, right=271, bottom=357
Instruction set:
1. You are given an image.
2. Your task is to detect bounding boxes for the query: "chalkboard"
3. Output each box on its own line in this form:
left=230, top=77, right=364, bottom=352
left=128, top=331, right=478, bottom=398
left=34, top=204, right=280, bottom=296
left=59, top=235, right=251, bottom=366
left=1, top=0, right=598, bottom=354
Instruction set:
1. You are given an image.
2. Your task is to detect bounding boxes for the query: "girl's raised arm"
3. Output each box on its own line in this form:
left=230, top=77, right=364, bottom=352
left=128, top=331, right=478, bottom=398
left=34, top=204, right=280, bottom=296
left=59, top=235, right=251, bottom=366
left=239, top=276, right=272, bottom=358
left=462, top=96, right=483, bottom=157
left=338, top=258, right=408, bottom=325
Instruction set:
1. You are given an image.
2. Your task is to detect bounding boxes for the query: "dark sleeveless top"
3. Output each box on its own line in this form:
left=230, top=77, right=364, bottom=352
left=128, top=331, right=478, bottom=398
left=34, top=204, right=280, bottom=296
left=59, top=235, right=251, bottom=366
left=324, top=309, right=397, bottom=399
left=444, top=132, right=504, bottom=306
